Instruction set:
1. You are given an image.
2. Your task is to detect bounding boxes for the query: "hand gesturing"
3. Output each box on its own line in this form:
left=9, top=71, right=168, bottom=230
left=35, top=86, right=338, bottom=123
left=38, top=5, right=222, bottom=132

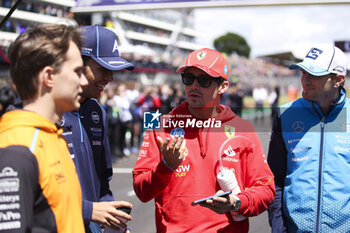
left=157, top=135, right=186, bottom=170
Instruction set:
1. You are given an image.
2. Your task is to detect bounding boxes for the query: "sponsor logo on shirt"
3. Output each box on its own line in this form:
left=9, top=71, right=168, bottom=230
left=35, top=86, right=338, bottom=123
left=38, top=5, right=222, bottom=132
left=170, top=128, right=185, bottom=138
left=292, top=121, right=305, bottom=133
left=58, top=116, right=65, bottom=127
left=335, top=135, right=350, bottom=144
left=90, top=127, right=102, bottom=132
left=62, top=131, right=72, bottom=136
left=48, top=161, right=66, bottom=184
left=334, top=146, right=350, bottom=152
left=91, top=111, right=100, bottom=124
left=0, top=167, right=19, bottom=193
left=0, top=167, right=21, bottom=230
left=175, top=164, right=191, bottom=178
left=142, top=142, right=149, bottom=148
left=224, top=145, right=236, bottom=157
left=224, top=125, right=235, bottom=138
left=138, top=149, right=147, bottom=158
left=291, top=147, right=310, bottom=153
left=287, top=137, right=310, bottom=144
left=292, top=156, right=309, bottom=162
left=92, top=141, right=101, bottom=146
left=90, top=127, right=102, bottom=137
left=183, top=147, right=188, bottom=161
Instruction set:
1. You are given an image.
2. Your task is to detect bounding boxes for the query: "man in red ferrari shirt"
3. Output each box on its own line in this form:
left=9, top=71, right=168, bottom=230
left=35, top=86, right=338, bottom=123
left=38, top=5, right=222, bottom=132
left=132, top=48, right=275, bottom=233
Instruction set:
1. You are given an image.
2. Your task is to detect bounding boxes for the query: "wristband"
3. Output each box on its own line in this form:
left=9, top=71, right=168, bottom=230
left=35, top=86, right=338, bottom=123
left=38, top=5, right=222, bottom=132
left=162, top=157, right=176, bottom=171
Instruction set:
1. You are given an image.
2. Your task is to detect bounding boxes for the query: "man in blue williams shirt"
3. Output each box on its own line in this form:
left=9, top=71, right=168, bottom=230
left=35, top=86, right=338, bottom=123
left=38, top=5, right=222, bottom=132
left=267, top=43, right=350, bottom=233
left=61, top=25, right=134, bottom=233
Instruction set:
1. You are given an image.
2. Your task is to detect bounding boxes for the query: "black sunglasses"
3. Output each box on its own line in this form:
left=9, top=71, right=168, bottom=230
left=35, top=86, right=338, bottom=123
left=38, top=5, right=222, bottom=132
left=181, top=73, right=218, bottom=88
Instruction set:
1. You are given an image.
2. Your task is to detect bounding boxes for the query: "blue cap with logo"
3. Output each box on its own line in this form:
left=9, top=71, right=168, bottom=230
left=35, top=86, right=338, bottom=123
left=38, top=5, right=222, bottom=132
left=81, top=25, right=134, bottom=71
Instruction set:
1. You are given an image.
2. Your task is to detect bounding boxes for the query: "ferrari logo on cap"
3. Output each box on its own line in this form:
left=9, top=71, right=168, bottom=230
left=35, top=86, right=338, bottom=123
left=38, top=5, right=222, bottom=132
left=197, top=51, right=206, bottom=60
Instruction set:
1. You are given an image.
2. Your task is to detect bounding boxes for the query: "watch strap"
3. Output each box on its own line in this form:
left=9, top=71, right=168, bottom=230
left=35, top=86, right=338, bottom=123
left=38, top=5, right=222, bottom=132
left=230, top=195, right=241, bottom=212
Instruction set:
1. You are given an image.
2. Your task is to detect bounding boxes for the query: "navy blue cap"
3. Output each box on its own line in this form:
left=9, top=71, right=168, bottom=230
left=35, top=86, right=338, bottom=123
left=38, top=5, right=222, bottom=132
left=81, top=25, right=134, bottom=71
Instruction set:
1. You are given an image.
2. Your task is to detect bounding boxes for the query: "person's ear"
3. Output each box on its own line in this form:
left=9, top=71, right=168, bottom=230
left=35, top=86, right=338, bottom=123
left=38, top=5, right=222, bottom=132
left=218, top=81, right=229, bottom=95
left=41, top=66, right=55, bottom=88
left=334, top=74, right=345, bottom=88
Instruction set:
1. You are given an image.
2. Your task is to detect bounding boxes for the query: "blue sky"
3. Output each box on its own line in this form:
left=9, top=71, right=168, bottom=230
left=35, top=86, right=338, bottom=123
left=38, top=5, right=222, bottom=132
left=194, top=4, right=350, bottom=62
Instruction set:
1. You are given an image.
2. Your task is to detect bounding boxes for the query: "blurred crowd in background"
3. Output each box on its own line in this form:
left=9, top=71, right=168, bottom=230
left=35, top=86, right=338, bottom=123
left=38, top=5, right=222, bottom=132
left=0, top=1, right=311, bottom=162
left=0, top=0, right=71, bottom=36
left=0, top=49, right=308, bottom=162
left=1, top=0, right=70, bottom=16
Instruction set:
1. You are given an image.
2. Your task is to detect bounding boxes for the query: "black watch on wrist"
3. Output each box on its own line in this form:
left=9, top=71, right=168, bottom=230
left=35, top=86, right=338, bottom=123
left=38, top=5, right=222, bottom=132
left=230, top=195, right=241, bottom=212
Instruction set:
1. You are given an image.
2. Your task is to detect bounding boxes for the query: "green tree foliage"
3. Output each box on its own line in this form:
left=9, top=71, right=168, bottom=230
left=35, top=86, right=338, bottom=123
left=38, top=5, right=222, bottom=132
left=214, top=32, right=251, bottom=58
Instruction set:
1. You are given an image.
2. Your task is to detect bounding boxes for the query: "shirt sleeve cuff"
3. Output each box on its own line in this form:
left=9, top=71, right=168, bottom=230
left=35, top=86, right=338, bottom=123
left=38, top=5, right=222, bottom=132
left=237, top=194, right=249, bottom=213
left=82, top=199, right=93, bottom=225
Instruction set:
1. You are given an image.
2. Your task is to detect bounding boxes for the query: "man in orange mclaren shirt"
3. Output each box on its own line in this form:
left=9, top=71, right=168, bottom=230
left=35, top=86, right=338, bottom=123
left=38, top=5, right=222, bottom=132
left=132, top=48, right=275, bottom=232
left=0, top=24, right=87, bottom=232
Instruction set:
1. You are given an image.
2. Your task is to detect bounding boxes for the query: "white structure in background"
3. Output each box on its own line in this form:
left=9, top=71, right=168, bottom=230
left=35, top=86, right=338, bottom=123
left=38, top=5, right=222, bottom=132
left=74, top=8, right=206, bottom=84
left=85, top=9, right=205, bottom=65
left=0, top=0, right=76, bottom=48
left=0, top=0, right=206, bottom=84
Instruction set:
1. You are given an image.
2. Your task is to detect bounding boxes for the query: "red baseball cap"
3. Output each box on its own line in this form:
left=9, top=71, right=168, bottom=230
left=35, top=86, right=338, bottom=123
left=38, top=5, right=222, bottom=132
left=176, top=48, right=229, bottom=80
